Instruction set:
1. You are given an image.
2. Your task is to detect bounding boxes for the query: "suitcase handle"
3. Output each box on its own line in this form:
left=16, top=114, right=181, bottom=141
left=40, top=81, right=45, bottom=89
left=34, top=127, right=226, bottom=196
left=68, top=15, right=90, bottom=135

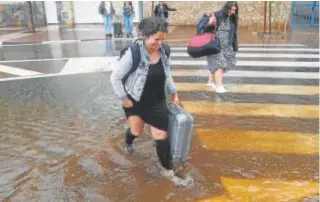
left=168, top=102, right=185, bottom=114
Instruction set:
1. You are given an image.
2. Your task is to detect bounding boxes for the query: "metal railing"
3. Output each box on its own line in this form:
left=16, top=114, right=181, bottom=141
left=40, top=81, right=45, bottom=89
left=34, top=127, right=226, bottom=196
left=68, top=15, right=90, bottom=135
left=291, top=1, right=319, bottom=26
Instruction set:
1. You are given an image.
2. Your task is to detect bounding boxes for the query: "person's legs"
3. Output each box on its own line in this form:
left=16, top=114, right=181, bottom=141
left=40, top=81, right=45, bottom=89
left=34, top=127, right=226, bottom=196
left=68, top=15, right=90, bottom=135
left=214, top=68, right=227, bottom=93
left=141, top=101, right=192, bottom=179
left=206, top=55, right=217, bottom=90
left=124, top=14, right=129, bottom=36
left=104, top=15, right=109, bottom=38
left=128, top=15, right=133, bottom=37
left=149, top=117, right=191, bottom=179
left=150, top=126, right=173, bottom=170
left=214, top=68, right=224, bottom=85
left=141, top=102, right=172, bottom=170
left=124, top=115, right=145, bottom=155
left=106, top=15, right=112, bottom=36
left=207, top=71, right=216, bottom=90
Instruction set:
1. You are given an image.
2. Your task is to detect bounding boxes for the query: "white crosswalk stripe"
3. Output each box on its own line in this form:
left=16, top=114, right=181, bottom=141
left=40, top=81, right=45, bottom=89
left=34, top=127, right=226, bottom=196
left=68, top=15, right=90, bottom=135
left=0, top=64, right=42, bottom=76
left=168, top=44, right=319, bottom=83
left=170, top=60, right=319, bottom=68
left=171, top=69, right=319, bottom=79
left=171, top=47, right=319, bottom=52
left=171, top=52, right=320, bottom=59
left=0, top=43, right=318, bottom=82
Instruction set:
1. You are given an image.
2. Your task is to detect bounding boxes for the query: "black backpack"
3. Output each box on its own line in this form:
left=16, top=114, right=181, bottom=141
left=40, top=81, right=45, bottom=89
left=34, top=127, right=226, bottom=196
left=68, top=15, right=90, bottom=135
left=120, top=40, right=171, bottom=84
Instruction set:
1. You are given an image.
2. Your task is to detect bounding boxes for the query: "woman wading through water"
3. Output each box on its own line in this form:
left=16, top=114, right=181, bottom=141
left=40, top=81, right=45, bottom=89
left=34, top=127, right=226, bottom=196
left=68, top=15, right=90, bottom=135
left=110, top=17, right=189, bottom=180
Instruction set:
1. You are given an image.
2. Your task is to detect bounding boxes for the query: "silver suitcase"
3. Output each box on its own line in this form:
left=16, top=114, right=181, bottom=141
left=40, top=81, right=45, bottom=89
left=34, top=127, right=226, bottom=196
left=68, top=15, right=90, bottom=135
left=167, top=102, right=194, bottom=164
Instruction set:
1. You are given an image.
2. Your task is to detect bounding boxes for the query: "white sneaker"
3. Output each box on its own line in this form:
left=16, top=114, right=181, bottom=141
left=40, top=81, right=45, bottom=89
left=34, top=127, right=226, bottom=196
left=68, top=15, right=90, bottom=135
left=216, top=85, right=228, bottom=93
left=207, top=82, right=216, bottom=91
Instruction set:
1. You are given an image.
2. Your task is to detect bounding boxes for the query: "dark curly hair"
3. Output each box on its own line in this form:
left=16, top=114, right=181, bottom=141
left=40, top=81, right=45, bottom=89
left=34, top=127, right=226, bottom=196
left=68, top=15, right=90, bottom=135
left=222, top=1, right=239, bottom=28
left=138, top=16, right=168, bottom=37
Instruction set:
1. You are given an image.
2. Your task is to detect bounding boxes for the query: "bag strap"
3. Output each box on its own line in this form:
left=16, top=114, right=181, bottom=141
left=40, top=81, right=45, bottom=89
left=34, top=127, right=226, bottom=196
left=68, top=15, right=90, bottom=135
left=129, top=43, right=141, bottom=75
left=124, top=42, right=170, bottom=83
left=121, top=43, right=140, bottom=84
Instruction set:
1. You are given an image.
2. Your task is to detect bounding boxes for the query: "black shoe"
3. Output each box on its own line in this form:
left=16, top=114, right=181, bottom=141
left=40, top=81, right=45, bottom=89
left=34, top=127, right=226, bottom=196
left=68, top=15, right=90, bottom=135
left=124, top=143, right=134, bottom=155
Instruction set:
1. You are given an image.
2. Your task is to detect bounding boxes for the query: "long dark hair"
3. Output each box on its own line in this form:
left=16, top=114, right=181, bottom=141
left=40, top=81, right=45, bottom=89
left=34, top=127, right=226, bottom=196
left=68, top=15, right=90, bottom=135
left=222, top=1, right=239, bottom=28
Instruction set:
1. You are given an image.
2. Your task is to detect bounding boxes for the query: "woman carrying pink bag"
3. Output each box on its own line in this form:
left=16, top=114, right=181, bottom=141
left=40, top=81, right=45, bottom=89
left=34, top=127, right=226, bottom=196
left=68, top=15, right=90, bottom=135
left=206, top=1, right=239, bottom=93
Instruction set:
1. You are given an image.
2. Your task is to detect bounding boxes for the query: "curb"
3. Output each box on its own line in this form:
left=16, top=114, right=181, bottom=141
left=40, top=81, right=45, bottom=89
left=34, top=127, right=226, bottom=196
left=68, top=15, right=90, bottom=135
left=0, top=38, right=137, bottom=46
left=0, top=38, right=187, bottom=47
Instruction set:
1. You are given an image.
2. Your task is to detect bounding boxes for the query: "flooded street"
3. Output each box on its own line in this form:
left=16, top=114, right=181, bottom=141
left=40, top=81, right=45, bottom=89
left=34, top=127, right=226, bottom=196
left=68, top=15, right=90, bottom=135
left=0, top=40, right=319, bottom=201
left=0, top=71, right=318, bottom=201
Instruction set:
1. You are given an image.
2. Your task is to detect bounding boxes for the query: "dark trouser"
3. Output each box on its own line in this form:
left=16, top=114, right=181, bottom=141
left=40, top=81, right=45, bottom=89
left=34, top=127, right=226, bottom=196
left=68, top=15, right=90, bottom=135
left=124, top=100, right=173, bottom=170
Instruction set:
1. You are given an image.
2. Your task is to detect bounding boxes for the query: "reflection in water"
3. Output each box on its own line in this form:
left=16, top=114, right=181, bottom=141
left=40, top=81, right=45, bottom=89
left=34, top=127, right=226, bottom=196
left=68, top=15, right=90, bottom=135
left=105, top=40, right=113, bottom=54
left=0, top=72, right=318, bottom=201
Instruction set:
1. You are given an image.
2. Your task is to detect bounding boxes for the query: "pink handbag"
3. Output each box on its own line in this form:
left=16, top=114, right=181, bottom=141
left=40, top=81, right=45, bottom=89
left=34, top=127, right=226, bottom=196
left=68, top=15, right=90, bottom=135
left=187, top=32, right=221, bottom=58
left=188, top=32, right=216, bottom=47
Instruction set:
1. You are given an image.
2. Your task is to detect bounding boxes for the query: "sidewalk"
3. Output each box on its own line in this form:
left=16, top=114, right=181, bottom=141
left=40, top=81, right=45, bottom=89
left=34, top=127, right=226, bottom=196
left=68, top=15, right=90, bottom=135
left=0, top=24, right=319, bottom=47
left=0, top=27, right=26, bottom=36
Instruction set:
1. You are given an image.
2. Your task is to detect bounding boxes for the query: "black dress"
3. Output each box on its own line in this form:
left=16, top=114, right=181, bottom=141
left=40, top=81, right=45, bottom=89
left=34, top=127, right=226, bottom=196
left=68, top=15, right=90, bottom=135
left=123, top=59, right=169, bottom=131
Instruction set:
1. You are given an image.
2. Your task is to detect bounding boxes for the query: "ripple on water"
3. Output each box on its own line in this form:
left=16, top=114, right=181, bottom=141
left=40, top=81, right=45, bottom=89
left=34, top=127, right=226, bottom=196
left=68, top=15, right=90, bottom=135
left=0, top=71, right=318, bottom=201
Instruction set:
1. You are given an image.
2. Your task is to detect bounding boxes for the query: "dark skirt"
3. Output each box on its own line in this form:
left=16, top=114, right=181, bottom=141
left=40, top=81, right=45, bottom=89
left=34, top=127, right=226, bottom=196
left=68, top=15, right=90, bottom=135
left=123, top=98, right=169, bottom=132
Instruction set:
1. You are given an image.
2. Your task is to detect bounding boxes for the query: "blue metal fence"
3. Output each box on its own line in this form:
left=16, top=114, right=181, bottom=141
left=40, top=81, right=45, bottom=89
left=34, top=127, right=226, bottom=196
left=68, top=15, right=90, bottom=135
left=291, top=1, right=319, bottom=26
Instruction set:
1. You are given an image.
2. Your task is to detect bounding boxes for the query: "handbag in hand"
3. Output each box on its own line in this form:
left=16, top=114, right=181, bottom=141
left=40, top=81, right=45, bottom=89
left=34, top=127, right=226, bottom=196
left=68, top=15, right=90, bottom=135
left=187, top=32, right=221, bottom=58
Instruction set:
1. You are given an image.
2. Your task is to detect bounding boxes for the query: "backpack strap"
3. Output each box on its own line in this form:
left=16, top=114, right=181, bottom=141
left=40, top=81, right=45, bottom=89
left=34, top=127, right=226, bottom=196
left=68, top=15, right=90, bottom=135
left=129, top=43, right=169, bottom=73
left=122, top=43, right=170, bottom=84
left=129, top=43, right=141, bottom=74
left=122, top=43, right=140, bottom=84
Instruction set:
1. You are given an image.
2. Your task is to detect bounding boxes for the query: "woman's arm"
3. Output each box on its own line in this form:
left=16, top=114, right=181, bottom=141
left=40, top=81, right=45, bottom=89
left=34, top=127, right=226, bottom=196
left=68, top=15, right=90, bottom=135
left=154, top=5, right=159, bottom=16
left=167, top=78, right=181, bottom=106
left=165, top=4, right=177, bottom=12
left=110, top=49, right=133, bottom=100
left=166, top=65, right=182, bottom=106
left=233, top=32, right=238, bottom=52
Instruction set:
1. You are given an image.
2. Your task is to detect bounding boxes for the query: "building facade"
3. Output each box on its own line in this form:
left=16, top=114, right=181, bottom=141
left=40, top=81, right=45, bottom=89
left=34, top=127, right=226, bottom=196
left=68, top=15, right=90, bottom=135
left=143, top=1, right=292, bottom=31
left=1, top=1, right=318, bottom=31
left=0, top=1, right=142, bottom=27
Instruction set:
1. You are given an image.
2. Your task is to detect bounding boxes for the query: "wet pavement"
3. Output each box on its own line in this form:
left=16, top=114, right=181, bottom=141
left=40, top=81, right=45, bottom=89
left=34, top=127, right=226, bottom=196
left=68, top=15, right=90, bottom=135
left=0, top=37, right=319, bottom=201
left=0, top=27, right=26, bottom=37
left=0, top=25, right=319, bottom=47
left=0, top=40, right=130, bottom=61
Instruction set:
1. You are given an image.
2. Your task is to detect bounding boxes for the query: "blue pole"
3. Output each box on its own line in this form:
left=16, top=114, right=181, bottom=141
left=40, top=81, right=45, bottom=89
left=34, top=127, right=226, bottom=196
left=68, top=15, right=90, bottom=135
left=311, top=1, right=316, bottom=25
left=290, top=1, right=296, bottom=27
left=139, top=1, right=143, bottom=22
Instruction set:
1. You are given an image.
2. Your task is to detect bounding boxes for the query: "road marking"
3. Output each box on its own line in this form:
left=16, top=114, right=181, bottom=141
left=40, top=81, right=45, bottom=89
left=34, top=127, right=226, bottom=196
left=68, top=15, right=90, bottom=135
left=60, top=57, right=117, bottom=73
left=197, top=128, right=318, bottom=154
left=170, top=60, right=320, bottom=68
left=172, top=69, right=319, bottom=79
left=235, top=43, right=308, bottom=47
left=0, top=71, right=105, bottom=82
left=0, top=64, right=42, bottom=76
left=171, top=47, right=319, bottom=52
left=198, top=177, right=319, bottom=202
left=0, top=57, right=119, bottom=64
left=175, top=83, right=320, bottom=95
left=1, top=57, right=318, bottom=70
left=42, top=40, right=81, bottom=44
left=171, top=52, right=320, bottom=59
left=183, top=101, right=319, bottom=118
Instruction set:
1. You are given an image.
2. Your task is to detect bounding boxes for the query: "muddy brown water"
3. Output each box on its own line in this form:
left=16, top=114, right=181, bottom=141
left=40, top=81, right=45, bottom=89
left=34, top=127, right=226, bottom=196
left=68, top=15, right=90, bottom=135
left=0, top=72, right=318, bottom=201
